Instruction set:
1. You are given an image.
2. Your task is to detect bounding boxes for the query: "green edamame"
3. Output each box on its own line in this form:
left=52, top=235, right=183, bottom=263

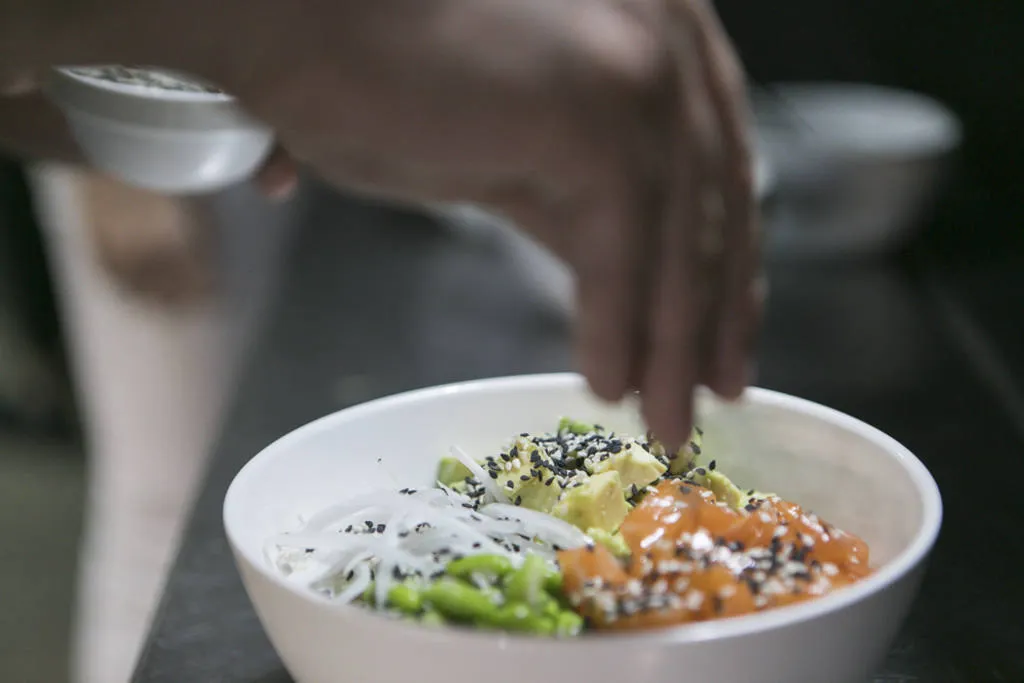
left=423, top=578, right=496, bottom=621
left=482, top=602, right=555, bottom=635
left=445, top=554, right=514, bottom=581
left=361, top=580, right=423, bottom=614
left=544, top=570, right=564, bottom=596
left=420, top=609, right=447, bottom=627
left=555, top=610, right=584, bottom=637
left=388, top=582, right=423, bottom=613
left=506, top=554, right=557, bottom=610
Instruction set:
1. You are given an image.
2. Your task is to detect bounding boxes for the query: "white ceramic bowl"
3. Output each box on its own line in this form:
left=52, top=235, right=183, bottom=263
left=224, top=374, right=941, bottom=683
left=754, top=82, right=962, bottom=260
left=46, top=67, right=274, bottom=194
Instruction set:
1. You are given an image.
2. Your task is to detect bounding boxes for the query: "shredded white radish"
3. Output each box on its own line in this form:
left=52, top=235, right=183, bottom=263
left=450, top=444, right=506, bottom=503
left=268, top=485, right=587, bottom=605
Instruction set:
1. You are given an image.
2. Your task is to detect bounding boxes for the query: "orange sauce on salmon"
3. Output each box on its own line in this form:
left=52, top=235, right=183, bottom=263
left=557, top=480, right=871, bottom=631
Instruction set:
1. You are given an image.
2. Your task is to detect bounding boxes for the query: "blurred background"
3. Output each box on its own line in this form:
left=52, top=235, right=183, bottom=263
left=1, top=1, right=1022, bottom=681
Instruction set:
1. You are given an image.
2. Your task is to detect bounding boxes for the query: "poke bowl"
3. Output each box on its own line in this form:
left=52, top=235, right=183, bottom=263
left=224, top=373, right=941, bottom=683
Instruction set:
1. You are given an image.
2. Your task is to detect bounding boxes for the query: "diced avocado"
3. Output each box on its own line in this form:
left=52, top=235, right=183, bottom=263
left=589, top=443, right=667, bottom=493
left=552, top=471, right=630, bottom=533
left=689, top=469, right=774, bottom=513
left=436, top=456, right=473, bottom=487
left=494, top=437, right=563, bottom=512
left=667, top=427, right=704, bottom=475
left=558, top=417, right=598, bottom=435
left=703, top=471, right=747, bottom=510
left=587, top=528, right=631, bottom=558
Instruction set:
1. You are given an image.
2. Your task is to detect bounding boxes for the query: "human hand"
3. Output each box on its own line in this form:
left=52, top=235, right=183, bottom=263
left=12, top=0, right=758, bottom=445
left=182, top=0, right=759, bottom=447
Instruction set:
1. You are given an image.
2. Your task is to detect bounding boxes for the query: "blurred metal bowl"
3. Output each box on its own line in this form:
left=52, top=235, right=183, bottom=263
left=754, top=83, right=962, bottom=261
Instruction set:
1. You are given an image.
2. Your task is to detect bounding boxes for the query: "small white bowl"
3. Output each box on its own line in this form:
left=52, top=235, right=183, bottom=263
left=754, top=82, right=962, bottom=259
left=224, top=373, right=941, bottom=683
left=46, top=66, right=274, bottom=194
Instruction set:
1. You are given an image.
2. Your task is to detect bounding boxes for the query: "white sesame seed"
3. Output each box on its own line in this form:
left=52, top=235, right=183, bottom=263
left=822, top=562, right=839, bottom=577
left=684, top=590, right=704, bottom=611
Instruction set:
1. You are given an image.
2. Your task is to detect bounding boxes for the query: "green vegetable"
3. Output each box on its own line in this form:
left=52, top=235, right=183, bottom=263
left=445, top=554, right=514, bottom=581
left=505, top=553, right=555, bottom=610
left=555, top=610, right=584, bottom=637
left=388, top=582, right=424, bottom=614
left=423, top=578, right=496, bottom=621
left=420, top=609, right=446, bottom=627
left=362, top=580, right=424, bottom=614
left=436, top=456, right=473, bottom=486
left=482, top=602, right=556, bottom=635
left=559, top=417, right=597, bottom=435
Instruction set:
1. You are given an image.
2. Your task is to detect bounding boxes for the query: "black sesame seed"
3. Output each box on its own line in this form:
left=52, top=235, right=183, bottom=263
left=690, top=443, right=702, bottom=455
left=488, top=470, right=499, bottom=479
left=520, top=474, right=531, bottom=482
left=506, top=481, right=515, bottom=489
left=514, top=495, right=523, bottom=506
left=709, top=460, right=717, bottom=471
left=544, top=477, right=555, bottom=486
left=365, top=521, right=375, bottom=529
left=520, top=433, right=530, bottom=437
left=679, top=485, right=692, bottom=495
left=376, top=523, right=386, bottom=533
left=695, top=467, right=707, bottom=476
left=305, top=548, right=315, bottom=554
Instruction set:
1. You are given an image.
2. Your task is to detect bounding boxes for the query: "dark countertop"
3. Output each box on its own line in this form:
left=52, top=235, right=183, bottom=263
left=133, top=186, right=1024, bottom=683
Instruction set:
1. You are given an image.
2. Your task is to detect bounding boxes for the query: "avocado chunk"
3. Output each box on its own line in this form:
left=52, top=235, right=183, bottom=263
left=494, top=437, right=563, bottom=512
left=702, top=470, right=747, bottom=510
left=689, top=468, right=774, bottom=513
left=587, top=528, right=631, bottom=558
left=552, top=470, right=630, bottom=533
left=667, top=427, right=704, bottom=475
left=436, top=456, right=473, bottom=487
left=589, top=443, right=667, bottom=493
left=558, top=417, right=598, bottom=436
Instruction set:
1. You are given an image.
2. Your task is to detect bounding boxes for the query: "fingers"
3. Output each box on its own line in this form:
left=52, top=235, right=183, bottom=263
left=639, top=14, right=711, bottom=450
left=254, top=145, right=299, bottom=200
left=688, top=0, right=760, bottom=399
left=572, top=176, right=650, bottom=402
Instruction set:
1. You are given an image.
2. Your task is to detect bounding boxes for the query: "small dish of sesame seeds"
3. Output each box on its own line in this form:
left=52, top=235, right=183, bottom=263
left=224, top=373, right=941, bottom=683
left=44, top=65, right=273, bottom=194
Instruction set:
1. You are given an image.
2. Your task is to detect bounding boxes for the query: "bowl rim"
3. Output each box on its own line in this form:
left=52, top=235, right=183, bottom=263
left=224, top=372, right=942, bottom=646
left=55, top=66, right=233, bottom=102
left=753, top=80, right=963, bottom=159
left=46, top=67, right=264, bottom=132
